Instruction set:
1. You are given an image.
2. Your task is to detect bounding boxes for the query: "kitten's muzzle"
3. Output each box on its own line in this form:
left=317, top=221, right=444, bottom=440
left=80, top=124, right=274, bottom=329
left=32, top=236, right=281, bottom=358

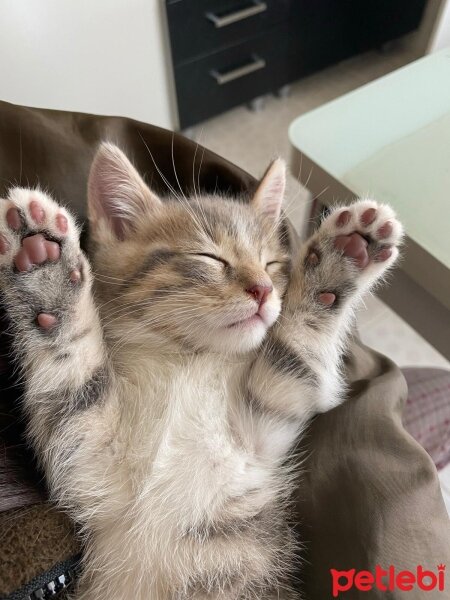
left=245, top=284, right=273, bottom=307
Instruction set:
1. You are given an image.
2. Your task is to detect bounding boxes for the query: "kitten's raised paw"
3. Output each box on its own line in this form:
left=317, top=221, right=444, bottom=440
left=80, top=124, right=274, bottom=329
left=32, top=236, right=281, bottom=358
left=326, top=200, right=402, bottom=269
left=307, top=199, right=404, bottom=300
left=0, top=188, right=87, bottom=329
left=0, top=188, right=80, bottom=272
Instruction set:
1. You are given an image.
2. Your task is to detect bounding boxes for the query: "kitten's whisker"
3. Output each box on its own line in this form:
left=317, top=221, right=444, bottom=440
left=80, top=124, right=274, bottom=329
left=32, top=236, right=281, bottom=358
left=102, top=298, right=201, bottom=322
left=92, top=271, right=131, bottom=283
left=93, top=276, right=129, bottom=286
left=192, top=137, right=200, bottom=202
left=194, top=127, right=205, bottom=197
left=104, top=301, right=204, bottom=325
left=138, top=132, right=181, bottom=201
left=303, top=165, right=314, bottom=191
left=196, top=143, right=206, bottom=207
left=313, top=185, right=330, bottom=202
left=171, top=133, right=189, bottom=204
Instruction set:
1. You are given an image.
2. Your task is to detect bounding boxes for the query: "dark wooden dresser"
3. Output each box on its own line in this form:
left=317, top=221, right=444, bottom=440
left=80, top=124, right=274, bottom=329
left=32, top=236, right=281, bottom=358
left=166, top=0, right=427, bottom=130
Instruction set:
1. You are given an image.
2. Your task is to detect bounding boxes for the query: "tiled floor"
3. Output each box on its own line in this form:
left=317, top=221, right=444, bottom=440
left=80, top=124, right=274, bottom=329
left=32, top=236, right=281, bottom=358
left=191, top=43, right=449, bottom=370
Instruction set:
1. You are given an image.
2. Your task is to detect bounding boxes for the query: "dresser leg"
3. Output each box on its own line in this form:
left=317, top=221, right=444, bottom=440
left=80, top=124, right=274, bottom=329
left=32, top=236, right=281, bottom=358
left=247, top=96, right=266, bottom=112
left=275, top=85, right=291, bottom=99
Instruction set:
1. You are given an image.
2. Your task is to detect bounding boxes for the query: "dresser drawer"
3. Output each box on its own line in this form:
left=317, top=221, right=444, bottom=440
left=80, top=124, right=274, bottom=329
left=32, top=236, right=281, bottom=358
left=166, top=0, right=289, bottom=66
left=174, top=27, right=289, bottom=128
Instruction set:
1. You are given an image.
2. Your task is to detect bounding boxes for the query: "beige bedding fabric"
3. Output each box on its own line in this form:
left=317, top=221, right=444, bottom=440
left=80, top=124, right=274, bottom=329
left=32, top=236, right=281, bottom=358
left=0, top=100, right=448, bottom=599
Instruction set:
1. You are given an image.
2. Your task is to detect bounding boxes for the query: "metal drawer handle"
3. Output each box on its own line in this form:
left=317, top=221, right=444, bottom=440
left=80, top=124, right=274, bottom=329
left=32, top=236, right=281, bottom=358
left=206, top=1, right=268, bottom=29
left=210, top=54, right=266, bottom=85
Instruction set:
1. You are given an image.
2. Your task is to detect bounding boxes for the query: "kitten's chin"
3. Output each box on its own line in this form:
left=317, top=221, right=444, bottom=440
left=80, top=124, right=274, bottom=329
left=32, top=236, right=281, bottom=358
left=208, top=319, right=269, bottom=354
left=204, top=304, right=280, bottom=354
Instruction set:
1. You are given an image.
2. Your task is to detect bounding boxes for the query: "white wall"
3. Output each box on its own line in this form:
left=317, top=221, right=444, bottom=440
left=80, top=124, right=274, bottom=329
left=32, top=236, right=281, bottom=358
left=429, top=0, right=450, bottom=51
left=0, top=0, right=176, bottom=128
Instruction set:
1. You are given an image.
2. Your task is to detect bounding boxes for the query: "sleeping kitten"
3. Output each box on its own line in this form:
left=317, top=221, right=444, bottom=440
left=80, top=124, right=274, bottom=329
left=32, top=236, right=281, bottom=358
left=0, top=143, right=403, bottom=599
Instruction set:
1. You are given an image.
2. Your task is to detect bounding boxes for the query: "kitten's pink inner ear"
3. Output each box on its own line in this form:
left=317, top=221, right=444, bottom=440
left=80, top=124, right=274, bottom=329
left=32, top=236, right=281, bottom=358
left=88, top=142, right=162, bottom=240
left=252, top=158, right=286, bottom=221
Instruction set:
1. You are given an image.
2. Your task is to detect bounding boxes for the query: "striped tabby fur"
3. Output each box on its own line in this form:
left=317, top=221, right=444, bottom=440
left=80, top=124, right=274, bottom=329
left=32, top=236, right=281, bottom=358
left=0, top=143, right=403, bottom=599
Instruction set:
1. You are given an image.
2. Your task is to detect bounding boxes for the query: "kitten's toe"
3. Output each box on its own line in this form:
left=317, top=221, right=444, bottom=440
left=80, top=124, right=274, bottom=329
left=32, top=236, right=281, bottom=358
left=6, top=206, right=23, bottom=230
left=29, top=200, right=46, bottom=225
left=0, top=233, right=10, bottom=254
left=360, top=207, right=377, bottom=226
left=375, top=221, right=393, bottom=240
left=374, top=246, right=393, bottom=262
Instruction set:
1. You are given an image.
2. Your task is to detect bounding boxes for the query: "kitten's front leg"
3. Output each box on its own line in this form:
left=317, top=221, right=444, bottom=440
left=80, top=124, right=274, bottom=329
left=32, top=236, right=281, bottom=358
left=0, top=188, right=109, bottom=490
left=249, top=200, right=403, bottom=421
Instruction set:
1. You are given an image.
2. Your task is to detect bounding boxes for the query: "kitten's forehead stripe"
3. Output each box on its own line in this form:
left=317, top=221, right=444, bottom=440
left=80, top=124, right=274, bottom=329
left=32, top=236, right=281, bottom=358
left=124, top=249, right=177, bottom=288
left=189, top=199, right=269, bottom=249
left=175, top=258, right=216, bottom=285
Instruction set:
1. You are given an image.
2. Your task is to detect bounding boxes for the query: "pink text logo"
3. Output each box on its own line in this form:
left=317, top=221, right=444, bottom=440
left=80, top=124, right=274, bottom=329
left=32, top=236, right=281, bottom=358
left=330, top=564, right=446, bottom=597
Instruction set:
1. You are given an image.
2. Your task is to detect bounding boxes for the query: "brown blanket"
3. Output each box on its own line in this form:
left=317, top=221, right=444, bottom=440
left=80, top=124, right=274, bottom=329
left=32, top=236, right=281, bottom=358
left=0, top=100, right=449, bottom=600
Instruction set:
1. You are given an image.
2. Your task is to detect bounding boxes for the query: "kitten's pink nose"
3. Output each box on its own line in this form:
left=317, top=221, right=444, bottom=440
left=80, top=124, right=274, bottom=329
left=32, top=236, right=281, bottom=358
left=246, top=284, right=273, bottom=306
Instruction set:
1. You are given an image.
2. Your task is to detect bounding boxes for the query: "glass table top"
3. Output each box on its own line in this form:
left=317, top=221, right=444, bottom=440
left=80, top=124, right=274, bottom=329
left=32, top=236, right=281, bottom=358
left=289, top=48, right=450, bottom=270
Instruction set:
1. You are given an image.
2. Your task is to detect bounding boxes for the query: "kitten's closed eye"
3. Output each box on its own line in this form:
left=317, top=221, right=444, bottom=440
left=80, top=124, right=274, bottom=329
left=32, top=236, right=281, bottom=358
left=265, top=260, right=289, bottom=277
left=265, top=261, right=287, bottom=271
left=191, top=253, right=229, bottom=267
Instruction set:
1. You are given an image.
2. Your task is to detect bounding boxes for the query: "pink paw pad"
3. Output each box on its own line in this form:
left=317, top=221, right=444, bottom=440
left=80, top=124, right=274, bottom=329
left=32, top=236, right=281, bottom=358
left=336, top=210, right=351, bottom=227
left=22, top=235, right=47, bottom=264
left=6, top=207, right=22, bottom=231
left=29, top=200, right=45, bottom=224
left=70, top=268, right=81, bottom=284
left=14, top=249, right=32, bottom=272
left=14, top=234, right=61, bottom=272
left=56, top=214, right=68, bottom=234
left=36, top=313, right=57, bottom=330
left=376, top=221, right=393, bottom=239
left=375, top=247, right=393, bottom=262
left=334, top=233, right=369, bottom=268
left=319, top=292, right=336, bottom=306
left=306, top=250, right=320, bottom=267
left=45, top=240, right=61, bottom=261
left=361, top=208, right=377, bottom=226
left=0, top=234, right=9, bottom=254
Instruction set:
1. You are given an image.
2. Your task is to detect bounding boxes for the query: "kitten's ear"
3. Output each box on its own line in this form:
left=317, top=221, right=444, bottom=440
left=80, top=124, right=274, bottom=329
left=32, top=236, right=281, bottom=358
left=251, top=159, right=286, bottom=222
left=88, top=142, right=162, bottom=240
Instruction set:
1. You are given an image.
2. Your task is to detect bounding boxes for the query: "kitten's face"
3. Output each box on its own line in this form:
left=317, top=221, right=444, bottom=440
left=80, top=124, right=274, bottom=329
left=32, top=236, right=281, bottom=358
left=88, top=144, right=290, bottom=354
left=114, top=199, right=289, bottom=353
